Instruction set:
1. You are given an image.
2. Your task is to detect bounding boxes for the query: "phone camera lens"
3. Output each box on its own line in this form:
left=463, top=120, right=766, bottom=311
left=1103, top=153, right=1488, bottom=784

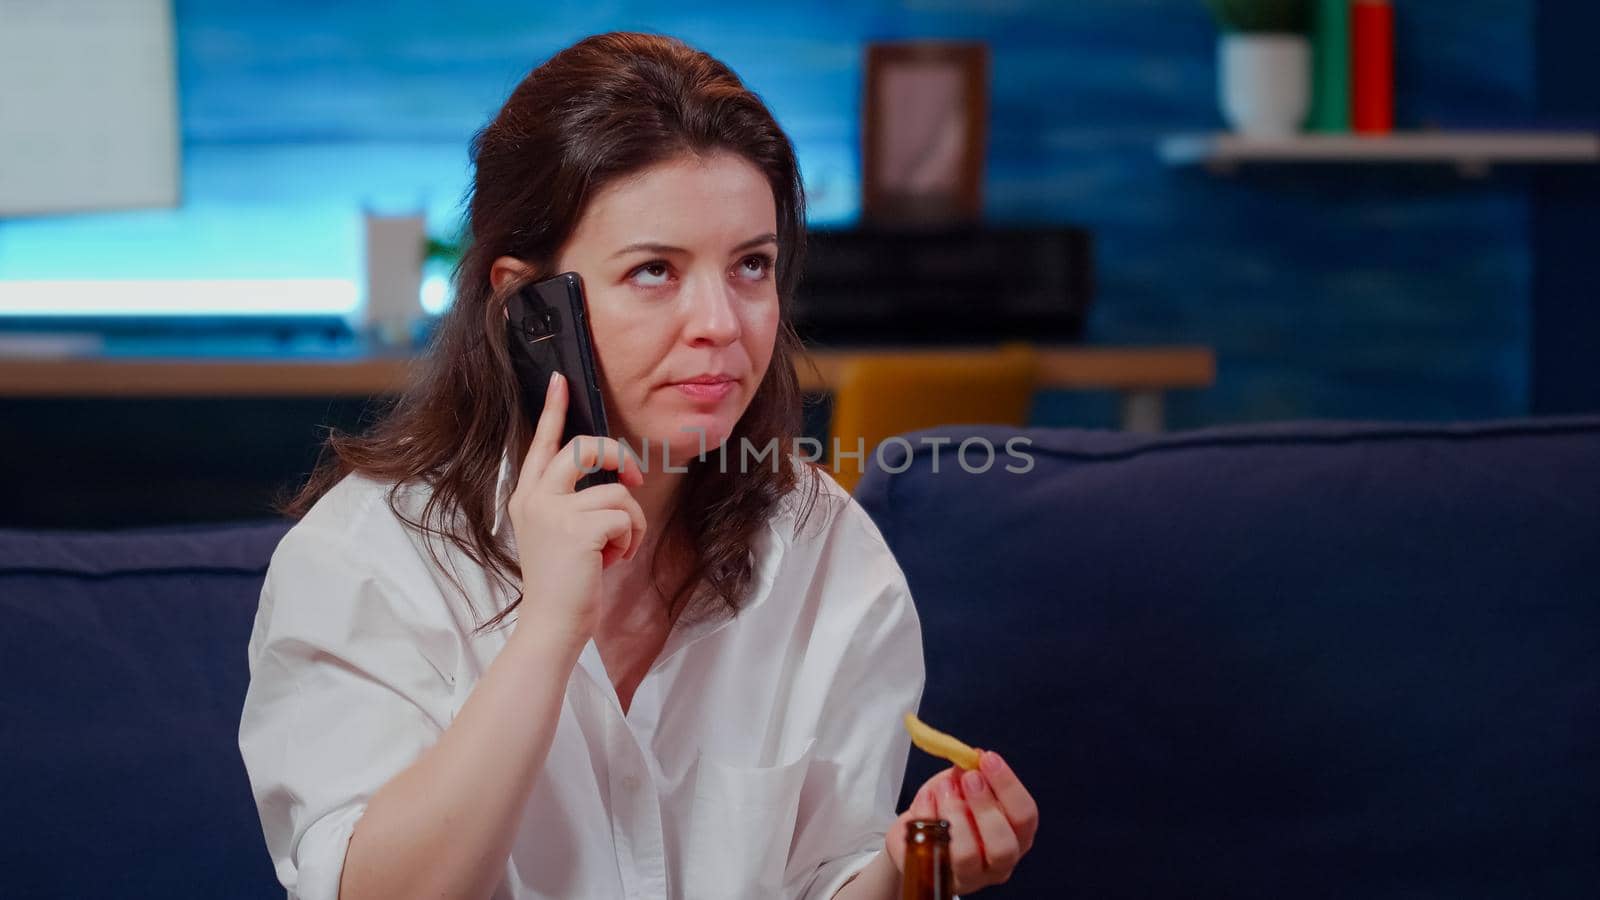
left=517, top=306, right=563, bottom=340
left=520, top=310, right=553, bottom=339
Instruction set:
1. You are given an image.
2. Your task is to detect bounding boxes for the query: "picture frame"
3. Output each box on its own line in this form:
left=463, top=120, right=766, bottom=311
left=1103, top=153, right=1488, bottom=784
left=861, top=41, right=990, bottom=227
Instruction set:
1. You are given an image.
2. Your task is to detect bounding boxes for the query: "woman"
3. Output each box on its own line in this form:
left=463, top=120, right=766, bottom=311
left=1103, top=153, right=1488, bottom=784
left=238, top=32, right=1037, bottom=900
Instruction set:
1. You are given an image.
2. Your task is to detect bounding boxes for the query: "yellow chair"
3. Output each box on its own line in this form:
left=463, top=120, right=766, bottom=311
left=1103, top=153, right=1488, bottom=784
left=826, top=342, right=1038, bottom=493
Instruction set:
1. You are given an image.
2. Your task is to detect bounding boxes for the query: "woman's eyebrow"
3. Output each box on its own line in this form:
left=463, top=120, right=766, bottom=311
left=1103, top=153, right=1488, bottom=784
left=732, top=232, right=779, bottom=252
left=609, top=232, right=778, bottom=259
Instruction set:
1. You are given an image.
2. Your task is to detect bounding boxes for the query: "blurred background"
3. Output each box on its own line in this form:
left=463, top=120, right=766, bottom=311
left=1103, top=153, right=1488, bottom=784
left=1, top=0, right=1596, bottom=527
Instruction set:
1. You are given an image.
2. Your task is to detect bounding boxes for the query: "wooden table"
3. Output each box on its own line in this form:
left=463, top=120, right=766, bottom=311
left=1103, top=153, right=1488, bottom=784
left=0, top=344, right=1214, bottom=431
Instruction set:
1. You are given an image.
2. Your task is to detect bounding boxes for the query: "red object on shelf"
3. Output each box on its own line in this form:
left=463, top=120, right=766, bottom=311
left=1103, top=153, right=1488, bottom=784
left=1352, top=0, right=1394, bottom=134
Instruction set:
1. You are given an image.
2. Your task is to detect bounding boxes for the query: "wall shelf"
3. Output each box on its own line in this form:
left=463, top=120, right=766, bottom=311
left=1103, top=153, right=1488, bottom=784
left=1159, top=132, right=1600, bottom=177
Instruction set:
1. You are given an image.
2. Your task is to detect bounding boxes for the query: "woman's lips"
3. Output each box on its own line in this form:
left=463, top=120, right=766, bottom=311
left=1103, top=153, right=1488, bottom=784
left=674, top=379, right=736, bottom=401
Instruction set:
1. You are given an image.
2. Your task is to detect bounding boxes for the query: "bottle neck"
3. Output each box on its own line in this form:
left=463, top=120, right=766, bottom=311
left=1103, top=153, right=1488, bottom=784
left=902, top=819, right=955, bottom=900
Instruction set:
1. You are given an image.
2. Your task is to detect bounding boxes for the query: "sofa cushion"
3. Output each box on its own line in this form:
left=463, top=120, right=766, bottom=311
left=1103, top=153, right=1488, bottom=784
left=856, top=417, right=1600, bottom=899
left=0, top=518, right=292, bottom=899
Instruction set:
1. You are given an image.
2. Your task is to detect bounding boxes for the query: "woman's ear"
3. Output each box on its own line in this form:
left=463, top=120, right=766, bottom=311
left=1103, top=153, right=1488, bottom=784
left=491, top=256, right=535, bottom=321
left=490, top=255, right=534, bottom=293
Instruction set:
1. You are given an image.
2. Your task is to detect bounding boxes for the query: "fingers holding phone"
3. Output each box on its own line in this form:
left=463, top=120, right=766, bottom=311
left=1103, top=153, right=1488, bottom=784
left=524, top=371, right=643, bottom=493
left=507, top=371, right=647, bottom=645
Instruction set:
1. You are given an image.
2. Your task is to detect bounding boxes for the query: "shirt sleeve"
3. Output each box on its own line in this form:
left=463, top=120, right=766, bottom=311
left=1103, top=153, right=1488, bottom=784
left=237, top=520, right=458, bottom=900
left=789, top=524, right=927, bottom=900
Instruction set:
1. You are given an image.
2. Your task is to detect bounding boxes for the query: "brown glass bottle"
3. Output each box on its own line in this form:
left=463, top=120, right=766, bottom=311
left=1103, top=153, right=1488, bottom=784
left=902, top=818, right=954, bottom=900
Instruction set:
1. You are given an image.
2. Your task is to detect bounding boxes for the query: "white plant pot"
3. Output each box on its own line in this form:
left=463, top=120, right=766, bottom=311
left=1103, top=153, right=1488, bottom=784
left=1218, top=33, right=1311, bottom=137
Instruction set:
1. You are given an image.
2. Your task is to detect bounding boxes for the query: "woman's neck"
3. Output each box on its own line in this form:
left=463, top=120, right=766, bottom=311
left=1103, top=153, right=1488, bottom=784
left=631, top=463, right=687, bottom=540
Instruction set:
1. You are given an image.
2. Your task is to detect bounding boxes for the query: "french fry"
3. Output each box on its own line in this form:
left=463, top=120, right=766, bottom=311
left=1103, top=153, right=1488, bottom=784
left=904, top=711, right=982, bottom=771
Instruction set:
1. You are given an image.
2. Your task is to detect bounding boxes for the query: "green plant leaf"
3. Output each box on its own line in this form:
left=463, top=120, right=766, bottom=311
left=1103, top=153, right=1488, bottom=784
left=1205, top=0, right=1310, bottom=33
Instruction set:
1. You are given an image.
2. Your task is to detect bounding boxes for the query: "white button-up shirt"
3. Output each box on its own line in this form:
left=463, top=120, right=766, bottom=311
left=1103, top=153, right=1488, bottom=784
left=238, top=454, right=925, bottom=900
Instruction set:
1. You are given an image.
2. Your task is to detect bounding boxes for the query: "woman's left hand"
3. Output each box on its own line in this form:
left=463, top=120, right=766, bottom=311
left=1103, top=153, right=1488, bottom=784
left=885, top=750, right=1039, bottom=893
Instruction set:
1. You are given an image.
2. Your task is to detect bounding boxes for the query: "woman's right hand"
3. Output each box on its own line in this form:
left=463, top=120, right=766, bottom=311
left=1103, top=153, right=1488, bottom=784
left=507, top=371, right=647, bottom=647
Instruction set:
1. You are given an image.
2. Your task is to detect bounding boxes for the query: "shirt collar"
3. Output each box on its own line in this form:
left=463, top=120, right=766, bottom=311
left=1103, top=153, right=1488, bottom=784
left=487, top=451, right=806, bottom=621
left=491, top=447, right=515, bottom=538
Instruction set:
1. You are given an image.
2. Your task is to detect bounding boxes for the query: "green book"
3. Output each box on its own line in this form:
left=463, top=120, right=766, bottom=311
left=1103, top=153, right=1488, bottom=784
left=1309, top=0, right=1351, bottom=132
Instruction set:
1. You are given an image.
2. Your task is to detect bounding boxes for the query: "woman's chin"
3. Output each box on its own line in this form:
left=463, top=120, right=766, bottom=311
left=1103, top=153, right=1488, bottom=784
left=625, top=420, right=737, bottom=468
left=667, top=426, right=733, bottom=464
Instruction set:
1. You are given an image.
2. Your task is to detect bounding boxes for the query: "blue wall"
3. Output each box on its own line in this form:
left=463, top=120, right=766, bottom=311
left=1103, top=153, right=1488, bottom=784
left=0, top=0, right=1549, bottom=427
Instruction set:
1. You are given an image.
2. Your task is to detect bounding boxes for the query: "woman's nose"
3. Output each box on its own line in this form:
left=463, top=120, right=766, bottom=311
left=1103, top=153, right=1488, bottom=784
left=680, top=275, right=741, bottom=347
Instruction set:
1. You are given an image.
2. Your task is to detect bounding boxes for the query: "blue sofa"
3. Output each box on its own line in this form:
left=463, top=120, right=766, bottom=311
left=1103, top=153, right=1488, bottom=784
left=2, top=417, right=1596, bottom=899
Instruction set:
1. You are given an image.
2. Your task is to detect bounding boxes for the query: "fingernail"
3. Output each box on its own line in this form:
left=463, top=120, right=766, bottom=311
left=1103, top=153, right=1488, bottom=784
left=981, top=751, right=1004, bottom=776
left=963, top=770, right=987, bottom=795
left=937, top=778, right=956, bottom=799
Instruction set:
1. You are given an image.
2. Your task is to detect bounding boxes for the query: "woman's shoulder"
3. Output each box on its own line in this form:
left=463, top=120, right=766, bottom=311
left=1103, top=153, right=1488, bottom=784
left=760, top=460, right=922, bottom=658
left=281, top=470, right=412, bottom=553
left=268, top=470, right=451, bottom=595
left=767, top=457, right=907, bottom=593
left=251, top=473, right=478, bottom=685
left=774, top=454, right=902, bottom=554
left=264, top=471, right=494, bottom=630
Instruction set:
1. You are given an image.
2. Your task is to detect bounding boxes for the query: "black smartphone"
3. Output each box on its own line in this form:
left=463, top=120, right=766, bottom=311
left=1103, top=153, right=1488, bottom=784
left=505, top=272, right=619, bottom=491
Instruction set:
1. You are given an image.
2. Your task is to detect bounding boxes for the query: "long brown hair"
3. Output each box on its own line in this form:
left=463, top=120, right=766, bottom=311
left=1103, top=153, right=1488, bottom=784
left=276, top=32, right=824, bottom=635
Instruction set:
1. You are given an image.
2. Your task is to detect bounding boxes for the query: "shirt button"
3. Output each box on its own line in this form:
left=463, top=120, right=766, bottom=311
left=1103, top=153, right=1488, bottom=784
left=621, top=775, right=641, bottom=791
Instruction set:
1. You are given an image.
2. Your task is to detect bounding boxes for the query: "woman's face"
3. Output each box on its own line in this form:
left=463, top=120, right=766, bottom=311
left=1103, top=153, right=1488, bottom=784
left=494, top=151, right=781, bottom=467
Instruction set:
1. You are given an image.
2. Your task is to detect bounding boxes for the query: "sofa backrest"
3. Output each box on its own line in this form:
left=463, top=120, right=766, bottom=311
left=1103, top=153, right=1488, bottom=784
left=5, top=417, right=1597, bottom=899
left=855, top=417, right=1600, bottom=898
left=0, top=519, right=292, bottom=899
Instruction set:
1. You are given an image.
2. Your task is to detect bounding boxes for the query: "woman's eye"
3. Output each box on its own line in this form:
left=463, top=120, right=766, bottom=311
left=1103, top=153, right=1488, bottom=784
left=735, top=253, right=774, bottom=282
left=629, top=261, right=672, bottom=287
